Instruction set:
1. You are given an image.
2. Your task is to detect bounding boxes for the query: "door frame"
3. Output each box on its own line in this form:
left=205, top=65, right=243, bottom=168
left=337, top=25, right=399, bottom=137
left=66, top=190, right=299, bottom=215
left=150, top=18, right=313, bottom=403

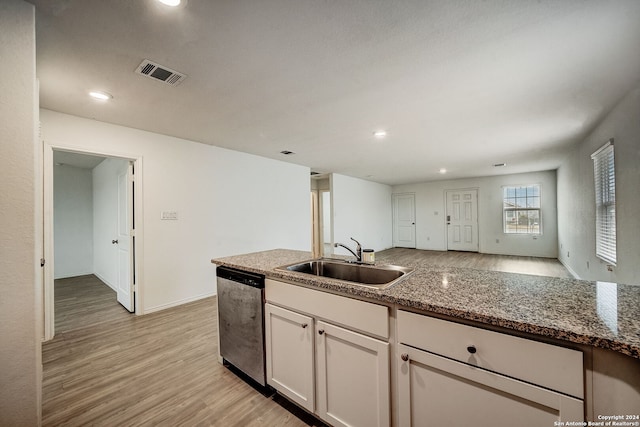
left=43, top=142, right=144, bottom=341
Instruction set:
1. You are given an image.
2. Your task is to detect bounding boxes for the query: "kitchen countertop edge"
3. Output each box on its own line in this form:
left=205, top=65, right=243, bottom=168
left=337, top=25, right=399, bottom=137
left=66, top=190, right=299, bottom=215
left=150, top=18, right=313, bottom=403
left=212, top=249, right=640, bottom=359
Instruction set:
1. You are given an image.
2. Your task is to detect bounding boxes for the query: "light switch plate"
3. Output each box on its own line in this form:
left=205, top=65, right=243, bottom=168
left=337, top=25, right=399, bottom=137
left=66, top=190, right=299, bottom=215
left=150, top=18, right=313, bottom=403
left=161, top=211, right=178, bottom=220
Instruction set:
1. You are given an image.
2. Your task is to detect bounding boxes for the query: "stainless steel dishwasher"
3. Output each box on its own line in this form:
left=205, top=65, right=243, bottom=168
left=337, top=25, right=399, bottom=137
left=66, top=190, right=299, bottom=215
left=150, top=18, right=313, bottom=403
left=216, top=266, right=266, bottom=386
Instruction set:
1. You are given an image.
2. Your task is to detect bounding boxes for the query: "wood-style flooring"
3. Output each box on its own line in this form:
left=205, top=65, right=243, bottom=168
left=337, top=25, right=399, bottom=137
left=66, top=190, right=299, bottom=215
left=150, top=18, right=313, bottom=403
left=43, top=252, right=569, bottom=426
left=376, top=247, right=572, bottom=278
left=54, top=275, right=132, bottom=333
left=43, top=276, right=324, bottom=427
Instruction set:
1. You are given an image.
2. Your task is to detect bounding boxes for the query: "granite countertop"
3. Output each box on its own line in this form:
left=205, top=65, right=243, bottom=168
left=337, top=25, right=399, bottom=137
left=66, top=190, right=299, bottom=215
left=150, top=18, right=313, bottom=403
left=212, top=249, right=640, bottom=359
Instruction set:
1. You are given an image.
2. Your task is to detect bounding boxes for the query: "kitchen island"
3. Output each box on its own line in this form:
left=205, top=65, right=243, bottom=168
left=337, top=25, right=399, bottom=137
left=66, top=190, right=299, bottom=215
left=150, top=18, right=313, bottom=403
left=212, top=248, right=640, bottom=358
left=212, top=248, right=640, bottom=426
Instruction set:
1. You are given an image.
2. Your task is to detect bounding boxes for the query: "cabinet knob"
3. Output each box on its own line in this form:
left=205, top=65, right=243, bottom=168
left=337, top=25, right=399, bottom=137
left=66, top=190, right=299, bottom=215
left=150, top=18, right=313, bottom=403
left=467, top=345, right=477, bottom=354
left=301, top=323, right=308, bottom=329
left=318, top=330, right=324, bottom=335
left=400, top=353, right=409, bottom=362
left=112, top=239, right=119, bottom=244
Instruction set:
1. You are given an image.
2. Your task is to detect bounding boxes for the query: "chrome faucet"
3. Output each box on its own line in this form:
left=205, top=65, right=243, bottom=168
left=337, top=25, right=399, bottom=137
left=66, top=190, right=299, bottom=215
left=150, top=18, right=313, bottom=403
left=334, top=237, right=362, bottom=262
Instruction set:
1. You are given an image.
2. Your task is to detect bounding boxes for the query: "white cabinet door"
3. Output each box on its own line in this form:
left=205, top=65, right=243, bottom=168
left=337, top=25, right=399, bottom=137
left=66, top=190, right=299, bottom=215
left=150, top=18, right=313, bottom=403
left=316, top=320, right=390, bottom=427
left=397, top=344, right=583, bottom=427
left=265, top=304, right=315, bottom=412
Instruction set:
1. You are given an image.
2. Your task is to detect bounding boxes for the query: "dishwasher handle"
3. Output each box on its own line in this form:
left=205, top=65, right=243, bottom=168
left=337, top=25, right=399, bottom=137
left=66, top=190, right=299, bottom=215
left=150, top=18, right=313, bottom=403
left=216, top=266, right=265, bottom=288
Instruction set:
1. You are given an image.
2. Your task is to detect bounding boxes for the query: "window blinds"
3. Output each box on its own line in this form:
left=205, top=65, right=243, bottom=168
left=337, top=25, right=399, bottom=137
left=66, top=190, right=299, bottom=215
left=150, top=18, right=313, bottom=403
left=591, top=139, right=616, bottom=265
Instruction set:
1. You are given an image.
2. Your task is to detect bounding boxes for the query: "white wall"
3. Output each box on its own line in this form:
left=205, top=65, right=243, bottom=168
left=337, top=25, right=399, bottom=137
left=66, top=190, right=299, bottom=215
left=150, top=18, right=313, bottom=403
left=393, top=171, right=558, bottom=258
left=41, top=109, right=311, bottom=312
left=0, top=0, right=41, bottom=424
left=331, top=174, right=393, bottom=254
left=54, top=164, right=94, bottom=279
left=557, top=85, right=640, bottom=284
left=93, top=157, right=128, bottom=289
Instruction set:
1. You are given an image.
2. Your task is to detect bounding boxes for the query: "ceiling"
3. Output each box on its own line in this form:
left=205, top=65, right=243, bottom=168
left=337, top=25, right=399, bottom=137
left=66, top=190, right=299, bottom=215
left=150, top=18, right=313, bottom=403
left=28, top=0, right=640, bottom=185
left=53, top=150, right=106, bottom=169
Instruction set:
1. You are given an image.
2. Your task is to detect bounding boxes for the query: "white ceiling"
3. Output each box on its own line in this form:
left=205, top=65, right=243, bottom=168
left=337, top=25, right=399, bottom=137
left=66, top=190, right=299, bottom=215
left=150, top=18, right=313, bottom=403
left=53, top=150, right=105, bottom=169
left=28, top=0, right=640, bottom=185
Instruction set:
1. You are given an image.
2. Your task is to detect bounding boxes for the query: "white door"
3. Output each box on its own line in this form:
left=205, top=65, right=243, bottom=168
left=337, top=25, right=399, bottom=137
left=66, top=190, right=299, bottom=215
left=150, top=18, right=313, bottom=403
left=393, top=193, right=416, bottom=248
left=316, top=320, right=390, bottom=427
left=446, top=189, right=478, bottom=252
left=116, top=162, right=134, bottom=312
left=397, top=344, right=583, bottom=427
left=265, top=304, right=315, bottom=412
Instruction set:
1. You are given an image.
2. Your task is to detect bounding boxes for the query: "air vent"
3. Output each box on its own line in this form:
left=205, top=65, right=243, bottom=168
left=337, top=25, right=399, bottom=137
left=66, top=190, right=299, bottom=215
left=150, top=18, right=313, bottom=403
left=135, top=59, right=187, bottom=86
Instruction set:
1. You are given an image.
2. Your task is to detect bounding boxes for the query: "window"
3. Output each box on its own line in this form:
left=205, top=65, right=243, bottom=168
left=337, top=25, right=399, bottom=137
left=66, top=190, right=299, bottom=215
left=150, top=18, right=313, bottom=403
left=591, top=140, right=616, bottom=265
left=503, top=185, right=541, bottom=234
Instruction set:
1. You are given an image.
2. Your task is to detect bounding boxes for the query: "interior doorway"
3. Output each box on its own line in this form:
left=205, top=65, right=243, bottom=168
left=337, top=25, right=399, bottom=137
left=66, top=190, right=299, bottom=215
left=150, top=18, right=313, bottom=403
left=445, top=188, right=479, bottom=252
left=43, top=145, right=143, bottom=340
left=311, top=174, right=332, bottom=257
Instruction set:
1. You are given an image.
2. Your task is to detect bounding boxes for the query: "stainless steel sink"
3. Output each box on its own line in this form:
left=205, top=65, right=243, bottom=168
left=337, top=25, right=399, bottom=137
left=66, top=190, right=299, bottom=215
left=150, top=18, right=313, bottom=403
left=277, top=259, right=413, bottom=289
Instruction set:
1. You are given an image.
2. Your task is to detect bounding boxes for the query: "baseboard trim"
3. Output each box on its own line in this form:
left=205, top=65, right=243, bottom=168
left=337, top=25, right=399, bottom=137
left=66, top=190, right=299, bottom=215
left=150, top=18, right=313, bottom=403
left=144, top=292, right=216, bottom=315
left=54, top=270, right=94, bottom=280
left=558, top=258, right=581, bottom=280
left=93, top=271, right=117, bottom=292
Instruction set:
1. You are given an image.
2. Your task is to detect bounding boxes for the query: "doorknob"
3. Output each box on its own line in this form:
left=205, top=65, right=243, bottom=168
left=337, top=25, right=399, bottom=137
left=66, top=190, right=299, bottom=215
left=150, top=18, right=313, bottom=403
left=112, top=239, right=119, bottom=244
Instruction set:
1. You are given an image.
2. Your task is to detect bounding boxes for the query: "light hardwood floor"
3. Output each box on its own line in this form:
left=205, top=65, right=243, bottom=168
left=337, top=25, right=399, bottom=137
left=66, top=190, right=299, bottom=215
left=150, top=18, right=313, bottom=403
left=376, top=248, right=572, bottom=278
left=54, top=275, right=132, bottom=333
left=44, top=252, right=569, bottom=425
left=44, top=276, right=325, bottom=426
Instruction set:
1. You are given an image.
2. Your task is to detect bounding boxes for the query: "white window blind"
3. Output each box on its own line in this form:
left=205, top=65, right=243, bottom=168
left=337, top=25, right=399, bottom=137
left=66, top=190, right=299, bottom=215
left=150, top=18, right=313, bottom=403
left=591, top=139, right=616, bottom=265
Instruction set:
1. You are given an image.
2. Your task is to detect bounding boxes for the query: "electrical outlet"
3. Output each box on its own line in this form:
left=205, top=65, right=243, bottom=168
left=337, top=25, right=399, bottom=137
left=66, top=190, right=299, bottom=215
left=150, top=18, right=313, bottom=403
left=567, top=251, right=570, bottom=258
left=587, top=261, right=590, bottom=269
left=496, top=238, right=499, bottom=244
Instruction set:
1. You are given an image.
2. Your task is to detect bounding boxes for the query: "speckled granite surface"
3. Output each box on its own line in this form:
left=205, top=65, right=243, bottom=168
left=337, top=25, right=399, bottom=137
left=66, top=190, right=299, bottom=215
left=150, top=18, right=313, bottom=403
left=212, top=249, right=640, bottom=359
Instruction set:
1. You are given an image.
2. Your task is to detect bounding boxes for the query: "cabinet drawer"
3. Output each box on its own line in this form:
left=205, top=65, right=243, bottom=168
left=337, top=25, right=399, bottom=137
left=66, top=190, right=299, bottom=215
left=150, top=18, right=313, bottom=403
left=397, top=343, right=583, bottom=426
left=397, top=310, right=583, bottom=399
left=266, top=279, right=388, bottom=339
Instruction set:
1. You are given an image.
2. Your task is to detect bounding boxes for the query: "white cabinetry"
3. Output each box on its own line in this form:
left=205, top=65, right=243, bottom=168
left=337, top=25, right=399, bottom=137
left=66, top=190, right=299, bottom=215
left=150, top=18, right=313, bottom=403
left=316, top=320, right=389, bottom=427
left=265, top=279, right=390, bottom=427
left=265, top=304, right=314, bottom=412
left=396, top=310, right=584, bottom=427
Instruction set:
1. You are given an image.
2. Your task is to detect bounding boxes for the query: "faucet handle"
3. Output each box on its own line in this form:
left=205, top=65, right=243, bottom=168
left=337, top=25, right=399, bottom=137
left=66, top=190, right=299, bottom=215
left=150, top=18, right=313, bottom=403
left=350, top=237, right=362, bottom=249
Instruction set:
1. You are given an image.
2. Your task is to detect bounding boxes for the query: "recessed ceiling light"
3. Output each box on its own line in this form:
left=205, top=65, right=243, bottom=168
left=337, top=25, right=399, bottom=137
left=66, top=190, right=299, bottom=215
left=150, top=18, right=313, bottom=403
left=89, top=91, right=112, bottom=101
left=158, top=0, right=181, bottom=6
left=439, top=168, right=447, bottom=174
left=373, top=130, right=387, bottom=138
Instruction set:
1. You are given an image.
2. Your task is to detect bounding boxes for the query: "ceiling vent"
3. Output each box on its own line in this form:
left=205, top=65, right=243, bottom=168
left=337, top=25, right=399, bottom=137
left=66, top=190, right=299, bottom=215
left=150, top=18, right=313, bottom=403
left=135, top=59, right=187, bottom=86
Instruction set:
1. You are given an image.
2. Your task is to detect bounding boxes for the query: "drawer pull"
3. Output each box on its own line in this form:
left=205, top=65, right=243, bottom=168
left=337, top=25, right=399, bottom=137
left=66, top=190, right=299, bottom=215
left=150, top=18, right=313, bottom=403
left=467, top=345, right=477, bottom=354
left=400, top=353, right=409, bottom=362
left=318, top=329, right=325, bottom=335
left=301, top=323, right=308, bottom=329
